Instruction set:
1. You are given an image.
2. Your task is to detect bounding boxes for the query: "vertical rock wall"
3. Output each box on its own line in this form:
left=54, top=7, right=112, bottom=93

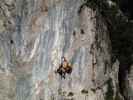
left=0, top=0, right=121, bottom=100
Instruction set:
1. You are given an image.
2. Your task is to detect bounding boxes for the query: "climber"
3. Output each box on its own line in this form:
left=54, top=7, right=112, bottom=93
left=55, top=57, right=72, bottom=79
left=61, top=57, right=72, bottom=74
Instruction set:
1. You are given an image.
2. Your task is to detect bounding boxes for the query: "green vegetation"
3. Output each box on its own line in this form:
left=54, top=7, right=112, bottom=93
left=105, top=78, right=114, bottom=100
left=115, top=92, right=122, bottom=100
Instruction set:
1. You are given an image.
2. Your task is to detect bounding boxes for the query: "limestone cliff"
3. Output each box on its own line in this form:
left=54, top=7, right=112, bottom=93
left=0, top=0, right=132, bottom=100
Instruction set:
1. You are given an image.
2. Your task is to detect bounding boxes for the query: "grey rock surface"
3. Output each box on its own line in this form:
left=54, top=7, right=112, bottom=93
left=0, top=0, right=130, bottom=100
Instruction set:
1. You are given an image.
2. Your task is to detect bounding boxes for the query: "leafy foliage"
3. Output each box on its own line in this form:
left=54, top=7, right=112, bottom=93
left=105, top=78, right=114, bottom=100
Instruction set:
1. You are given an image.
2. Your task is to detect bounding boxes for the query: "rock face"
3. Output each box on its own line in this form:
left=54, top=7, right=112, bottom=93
left=0, top=72, right=16, bottom=100
left=0, top=0, right=132, bottom=100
